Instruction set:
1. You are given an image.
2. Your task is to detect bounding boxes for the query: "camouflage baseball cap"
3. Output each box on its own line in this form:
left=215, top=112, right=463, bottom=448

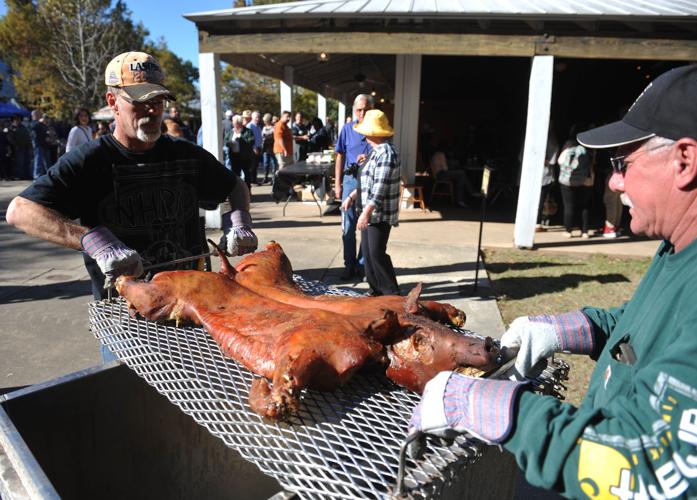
left=104, top=51, right=176, bottom=102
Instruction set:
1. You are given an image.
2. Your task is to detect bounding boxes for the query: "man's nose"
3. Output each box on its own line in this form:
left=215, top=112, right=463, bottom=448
left=608, top=171, right=625, bottom=192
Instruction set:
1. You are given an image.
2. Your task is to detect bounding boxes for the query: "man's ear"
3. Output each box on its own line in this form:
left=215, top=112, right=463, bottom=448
left=105, top=91, right=118, bottom=113
left=673, top=138, right=697, bottom=190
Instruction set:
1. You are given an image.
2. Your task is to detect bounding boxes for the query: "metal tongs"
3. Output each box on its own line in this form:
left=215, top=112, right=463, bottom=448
left=392, top=349, right=521, bottom=497
left=105, top=250, right=218, bottom=300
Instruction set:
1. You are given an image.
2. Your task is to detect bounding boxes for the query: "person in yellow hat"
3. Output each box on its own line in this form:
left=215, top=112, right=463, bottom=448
left=341, top=109, right=400, bottom=296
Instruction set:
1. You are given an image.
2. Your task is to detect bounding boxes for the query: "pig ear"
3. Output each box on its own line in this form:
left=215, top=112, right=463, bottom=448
left=405, top=283, right=423, bottom=314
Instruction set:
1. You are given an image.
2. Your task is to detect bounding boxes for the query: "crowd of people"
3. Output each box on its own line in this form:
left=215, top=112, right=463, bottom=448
left=1, top=108, right=110, bottom=181
left=218, top=108, right=337, bottom=188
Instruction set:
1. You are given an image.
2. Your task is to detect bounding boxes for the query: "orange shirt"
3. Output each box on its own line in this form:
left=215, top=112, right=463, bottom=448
left=273, top=121, right=293, bottom=155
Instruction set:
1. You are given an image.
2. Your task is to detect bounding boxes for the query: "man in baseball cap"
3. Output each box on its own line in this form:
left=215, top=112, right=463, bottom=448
left=408, top=64, right=697, bottom=498
left=7, top=50, right=258, bottom=362
left=578, top=64, right=697, bottom=148
left=104, top=51, right=176, bottom=103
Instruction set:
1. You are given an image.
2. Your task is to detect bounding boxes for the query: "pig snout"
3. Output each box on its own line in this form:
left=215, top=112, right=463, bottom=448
left=452, top=336, right=501, bottom=371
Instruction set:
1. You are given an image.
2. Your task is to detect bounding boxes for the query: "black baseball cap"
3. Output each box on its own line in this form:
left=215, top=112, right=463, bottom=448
left=578, top=64, right=697, bottom=149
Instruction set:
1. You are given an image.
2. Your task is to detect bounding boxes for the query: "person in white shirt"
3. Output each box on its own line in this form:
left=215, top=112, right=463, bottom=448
left=65, top=108, right=93, bottom=153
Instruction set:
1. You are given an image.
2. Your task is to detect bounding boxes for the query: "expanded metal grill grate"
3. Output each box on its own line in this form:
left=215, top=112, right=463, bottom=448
left=89, top=277, right=568, bottom=499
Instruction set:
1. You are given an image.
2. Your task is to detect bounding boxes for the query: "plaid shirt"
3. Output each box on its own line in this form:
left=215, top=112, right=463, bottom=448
left=360, top=141, right=400, bottom=226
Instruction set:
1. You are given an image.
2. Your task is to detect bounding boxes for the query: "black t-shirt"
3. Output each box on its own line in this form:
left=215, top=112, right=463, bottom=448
left=20, top=134, right=237, bottom=298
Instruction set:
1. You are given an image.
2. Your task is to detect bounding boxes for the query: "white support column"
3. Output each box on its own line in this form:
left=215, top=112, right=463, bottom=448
left=317, top=93, right=327, bottom=123
left=338, top=101, right=346, bottom=135
left=280, top=65, right=293, bottom=114
left=393, top=54, right=422, bottom=184
left=199, top=52, right=225, bottom=229
left=514, top=55, right=555, bottom=248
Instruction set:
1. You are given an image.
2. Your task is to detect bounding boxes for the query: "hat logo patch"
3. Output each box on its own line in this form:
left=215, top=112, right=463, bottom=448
left=128, top=61, right=163, bottom=84
left=129, top=61, right=159, bottom=72
left=107, top=70, right=119, bottom=85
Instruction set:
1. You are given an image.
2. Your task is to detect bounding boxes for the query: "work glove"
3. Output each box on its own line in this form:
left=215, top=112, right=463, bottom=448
left=81, top=226, right=143, bottom=288
left=500, top=312, right=595, bottom=378
left=219, top=209, right=258, bottom=256
left=407, top=371, right=527, bottom=458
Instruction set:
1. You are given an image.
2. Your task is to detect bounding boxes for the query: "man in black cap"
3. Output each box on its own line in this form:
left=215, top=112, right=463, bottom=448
left=407, top=65, right=697, bottom=497
left=6, top=51, right=258, bottom=359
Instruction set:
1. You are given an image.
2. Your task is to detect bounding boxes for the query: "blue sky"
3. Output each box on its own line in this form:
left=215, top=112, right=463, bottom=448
left=0, top=0, right=231, bottom=67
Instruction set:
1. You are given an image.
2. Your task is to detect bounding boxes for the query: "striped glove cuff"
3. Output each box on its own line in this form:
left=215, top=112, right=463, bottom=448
left=530, top=311, right=594, bottom=355
left=444, top=373, right=528, bottom=444
left=81, top=226, right=119, bottom=257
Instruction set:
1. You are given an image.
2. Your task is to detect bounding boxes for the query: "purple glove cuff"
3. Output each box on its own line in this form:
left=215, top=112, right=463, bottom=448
left=230, top=209, right=252, bottom=228
left=531, top=311, right=594, bottom=355
left=444, top=374, right=527, bottom=443
left=81, top=226, right=117, bottom=256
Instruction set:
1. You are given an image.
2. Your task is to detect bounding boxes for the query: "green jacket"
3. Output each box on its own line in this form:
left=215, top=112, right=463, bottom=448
left=505, top=240, right=697, bottom=498
left=225, top=126, right=255, bottom=164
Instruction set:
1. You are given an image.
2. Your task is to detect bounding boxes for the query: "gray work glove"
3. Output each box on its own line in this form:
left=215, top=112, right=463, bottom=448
left=81, top=226, right=143, bottom=288
left=500, top=312, right=595, bottom=377
left=219, top=209, right=258, bottom=256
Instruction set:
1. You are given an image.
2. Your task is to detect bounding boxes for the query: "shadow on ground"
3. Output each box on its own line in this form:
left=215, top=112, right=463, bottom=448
left=485, top=261, right=571, bottom=273
left=0, top=279, right=92, bottom=303
left=489, top=273, right=630, bottom=300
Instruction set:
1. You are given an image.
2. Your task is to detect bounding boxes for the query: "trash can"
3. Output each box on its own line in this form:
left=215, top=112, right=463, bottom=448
left=0, top=363, right=282, bottom=499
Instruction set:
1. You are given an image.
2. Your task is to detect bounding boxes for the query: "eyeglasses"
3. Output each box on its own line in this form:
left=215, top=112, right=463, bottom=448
left=610, top=142, right=671, bottom=174
left=117, top=92, right=167, bottom=111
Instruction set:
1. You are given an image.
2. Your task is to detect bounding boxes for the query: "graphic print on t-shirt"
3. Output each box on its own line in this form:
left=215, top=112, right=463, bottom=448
left=101, top=159, right=205, bottom=270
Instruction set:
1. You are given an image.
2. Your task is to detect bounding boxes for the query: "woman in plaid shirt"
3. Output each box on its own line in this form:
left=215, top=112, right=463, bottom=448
left=341, top=110, right=401, bottom=296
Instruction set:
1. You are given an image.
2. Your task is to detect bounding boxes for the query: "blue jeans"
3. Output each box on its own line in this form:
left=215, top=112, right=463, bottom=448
left=341, top=174, right=363, bottom=273
left=262, top=151, right=277, bottom=180
left=32, top=145, right=50, bottom=179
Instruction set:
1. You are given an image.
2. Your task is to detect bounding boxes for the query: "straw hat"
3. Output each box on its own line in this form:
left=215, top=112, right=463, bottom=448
left=353, top=109, right=394, bottom=137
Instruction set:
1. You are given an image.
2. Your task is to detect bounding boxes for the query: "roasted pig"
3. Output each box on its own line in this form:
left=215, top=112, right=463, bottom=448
left=115, top=245, right=500, bottom=420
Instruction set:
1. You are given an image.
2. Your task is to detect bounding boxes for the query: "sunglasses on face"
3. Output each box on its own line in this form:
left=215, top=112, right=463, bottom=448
left=117, top=93, right=168, bottom=111
left=609, top=142, right=671, bottom=174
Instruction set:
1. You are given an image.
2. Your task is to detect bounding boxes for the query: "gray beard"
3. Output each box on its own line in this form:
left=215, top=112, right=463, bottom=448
left=136, top=118, right=161, bottom=143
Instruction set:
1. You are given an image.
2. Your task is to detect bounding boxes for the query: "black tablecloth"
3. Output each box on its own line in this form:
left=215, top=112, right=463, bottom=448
left=272, top=161, right=333, bottom=202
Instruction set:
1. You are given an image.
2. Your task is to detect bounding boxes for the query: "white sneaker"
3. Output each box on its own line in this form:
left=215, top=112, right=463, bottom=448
left=563, top=231, right=573, bottom=238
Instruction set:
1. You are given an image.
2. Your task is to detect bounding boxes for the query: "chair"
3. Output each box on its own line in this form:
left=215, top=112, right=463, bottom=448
left=400, top=179, right=427, bottom=211
left=430, top=178, right=455, bottom=205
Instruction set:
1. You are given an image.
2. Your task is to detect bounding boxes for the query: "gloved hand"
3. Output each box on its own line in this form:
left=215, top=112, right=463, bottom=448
left=81, top=226, right=143, bottom=288
left=219, top=209, right=258, bottom=256
left=500, top=312, right=594, bottom=377
left=407, top=371, right=527, bottom=458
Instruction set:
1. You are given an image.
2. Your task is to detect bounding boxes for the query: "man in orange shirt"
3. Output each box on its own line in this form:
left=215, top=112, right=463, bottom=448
left=273, top=111, right=293, bottom=168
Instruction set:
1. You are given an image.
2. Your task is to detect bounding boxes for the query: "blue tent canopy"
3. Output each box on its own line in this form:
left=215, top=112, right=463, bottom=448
left=0, top=102, right=30, bottom=118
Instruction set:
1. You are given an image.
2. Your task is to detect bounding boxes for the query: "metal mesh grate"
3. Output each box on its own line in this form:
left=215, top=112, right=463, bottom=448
left=89, top=277, right=568, bottom=499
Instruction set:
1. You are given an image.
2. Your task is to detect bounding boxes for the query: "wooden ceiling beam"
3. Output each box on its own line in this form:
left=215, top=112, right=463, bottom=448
left=201, top=31, right=697, bottom=60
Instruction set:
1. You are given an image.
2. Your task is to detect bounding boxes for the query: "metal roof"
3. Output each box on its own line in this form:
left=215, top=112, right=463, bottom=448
left=184, top=0, right=697, bottom=101
left=185, top=0, right=697, bottom=22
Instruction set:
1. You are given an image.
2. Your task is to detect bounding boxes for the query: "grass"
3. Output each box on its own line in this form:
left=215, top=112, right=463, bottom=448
left=482, top=248, right=652, bottom=405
